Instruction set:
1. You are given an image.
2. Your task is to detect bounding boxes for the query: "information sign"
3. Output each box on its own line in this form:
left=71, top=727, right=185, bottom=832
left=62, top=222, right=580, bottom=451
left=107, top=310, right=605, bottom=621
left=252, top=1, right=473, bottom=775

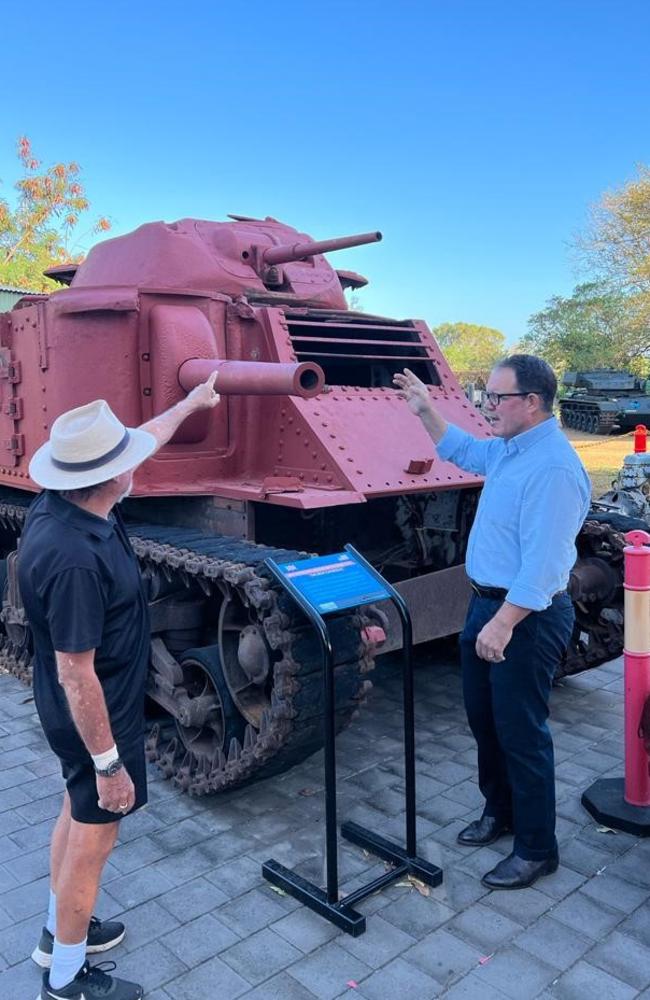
left=274, top=551, right=391, bottom=614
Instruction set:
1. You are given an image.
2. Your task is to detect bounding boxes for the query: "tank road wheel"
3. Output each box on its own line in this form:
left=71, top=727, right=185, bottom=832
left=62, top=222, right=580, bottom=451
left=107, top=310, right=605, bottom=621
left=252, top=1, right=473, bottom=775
left=0, top=550, right=33, bottom=682
left=566, top=409, right=577, bottom=429
left=174, top=645, right=245, bottom=765
left=559, top=407, right=569, bottom=428
left=218, top=589, right=272, bottom=728
left=587, top=413, right=599, bottom=434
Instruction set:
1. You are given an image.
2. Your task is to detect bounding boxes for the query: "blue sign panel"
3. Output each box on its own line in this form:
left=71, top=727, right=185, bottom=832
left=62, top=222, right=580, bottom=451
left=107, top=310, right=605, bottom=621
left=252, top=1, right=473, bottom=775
left=274, top=551, right=391, bottom=615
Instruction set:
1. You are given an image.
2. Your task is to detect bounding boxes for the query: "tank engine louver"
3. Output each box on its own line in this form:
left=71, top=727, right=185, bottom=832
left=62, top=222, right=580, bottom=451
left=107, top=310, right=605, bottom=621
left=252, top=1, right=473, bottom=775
left=284, top=313, right=439, bottom=389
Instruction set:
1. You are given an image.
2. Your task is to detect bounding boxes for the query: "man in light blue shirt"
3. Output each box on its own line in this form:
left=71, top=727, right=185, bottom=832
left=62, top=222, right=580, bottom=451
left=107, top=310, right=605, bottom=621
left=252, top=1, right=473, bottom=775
left=394, top=355, right=590, bottom=890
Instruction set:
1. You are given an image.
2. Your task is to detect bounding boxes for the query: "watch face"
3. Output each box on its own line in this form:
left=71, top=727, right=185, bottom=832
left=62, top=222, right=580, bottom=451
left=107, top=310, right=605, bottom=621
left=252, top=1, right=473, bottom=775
left=100, top=758, right=122, bottom=776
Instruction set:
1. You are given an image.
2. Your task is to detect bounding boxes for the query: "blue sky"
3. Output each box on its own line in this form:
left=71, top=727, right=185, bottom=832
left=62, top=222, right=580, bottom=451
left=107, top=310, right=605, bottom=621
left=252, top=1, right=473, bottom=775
left=2, top=0, right=649, bottom=343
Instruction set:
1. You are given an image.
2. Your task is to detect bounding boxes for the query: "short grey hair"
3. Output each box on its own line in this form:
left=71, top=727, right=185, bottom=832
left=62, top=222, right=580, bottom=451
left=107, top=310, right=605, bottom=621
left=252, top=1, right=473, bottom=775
left=495, top=354, right=557, bottom=412
left=57, top=482, right=109, bottom=504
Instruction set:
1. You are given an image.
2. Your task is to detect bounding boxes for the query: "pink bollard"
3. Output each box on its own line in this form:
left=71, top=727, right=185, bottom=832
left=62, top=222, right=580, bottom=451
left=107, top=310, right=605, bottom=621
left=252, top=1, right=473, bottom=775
left=624, top=529, right=650, bottom=806
left=582, top=528, right=650, bottom=834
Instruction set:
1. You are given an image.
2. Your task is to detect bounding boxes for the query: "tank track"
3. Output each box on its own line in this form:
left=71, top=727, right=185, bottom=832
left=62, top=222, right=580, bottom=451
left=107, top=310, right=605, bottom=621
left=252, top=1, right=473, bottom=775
left=559, top=514, right=629, bottom=679
left=559, top=405, right=618, bottom=435
left=0, top=493, right=373, bottom=794
left=595, top=412, right=618, bottom=435
left=0, top=494, right=631, bottom=769
left=0, top=494, right=31, bottom=684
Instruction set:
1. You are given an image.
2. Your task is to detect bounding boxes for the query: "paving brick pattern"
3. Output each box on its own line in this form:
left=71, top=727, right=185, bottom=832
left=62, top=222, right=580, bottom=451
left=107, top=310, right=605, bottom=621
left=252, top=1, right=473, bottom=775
left=1, top=651, right=648, bottom=998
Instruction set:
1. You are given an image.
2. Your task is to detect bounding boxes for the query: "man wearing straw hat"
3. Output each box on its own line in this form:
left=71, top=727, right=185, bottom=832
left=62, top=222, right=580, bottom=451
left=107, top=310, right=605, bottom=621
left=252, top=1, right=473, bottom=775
left=19, top=374, right=219, bottom=1000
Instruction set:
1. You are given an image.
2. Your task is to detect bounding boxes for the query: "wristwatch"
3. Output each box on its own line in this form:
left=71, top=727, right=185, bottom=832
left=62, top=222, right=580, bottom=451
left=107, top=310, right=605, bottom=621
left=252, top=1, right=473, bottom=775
left=94, top=757, right=124, bottom=778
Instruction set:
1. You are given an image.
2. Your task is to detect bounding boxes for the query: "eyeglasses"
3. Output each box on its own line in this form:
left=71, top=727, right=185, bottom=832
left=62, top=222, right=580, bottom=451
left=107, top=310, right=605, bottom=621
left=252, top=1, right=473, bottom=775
left=484, top=391, right=540, bottom=407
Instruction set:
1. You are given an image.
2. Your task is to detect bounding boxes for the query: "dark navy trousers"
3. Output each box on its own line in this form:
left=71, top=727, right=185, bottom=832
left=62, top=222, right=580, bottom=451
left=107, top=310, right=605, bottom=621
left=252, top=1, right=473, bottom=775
left=460, top=592, right=574, bottom=860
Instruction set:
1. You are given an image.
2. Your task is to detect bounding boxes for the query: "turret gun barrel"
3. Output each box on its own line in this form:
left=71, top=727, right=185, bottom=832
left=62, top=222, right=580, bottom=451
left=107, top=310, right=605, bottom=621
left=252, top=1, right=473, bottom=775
left=260, top=230, right=382, bottom=267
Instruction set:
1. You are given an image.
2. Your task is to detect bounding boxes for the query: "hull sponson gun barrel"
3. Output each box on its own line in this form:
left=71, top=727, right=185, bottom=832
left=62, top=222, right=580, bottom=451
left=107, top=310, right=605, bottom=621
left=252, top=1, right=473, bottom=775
left=178, top=359, right=324, bottom=398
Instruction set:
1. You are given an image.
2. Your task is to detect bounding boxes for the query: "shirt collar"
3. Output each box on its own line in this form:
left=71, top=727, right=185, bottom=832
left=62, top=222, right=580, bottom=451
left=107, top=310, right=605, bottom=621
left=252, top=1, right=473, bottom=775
left=41, top=490, right=115, bottom=540
left=506, top=416, right=558, bottom=454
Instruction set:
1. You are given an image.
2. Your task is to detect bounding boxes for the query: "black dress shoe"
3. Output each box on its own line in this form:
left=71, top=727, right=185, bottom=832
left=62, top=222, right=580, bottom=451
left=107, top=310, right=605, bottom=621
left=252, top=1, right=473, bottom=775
left=457, top=815, right=511, bottom=846
left=481, top=851, right=559, bottom=890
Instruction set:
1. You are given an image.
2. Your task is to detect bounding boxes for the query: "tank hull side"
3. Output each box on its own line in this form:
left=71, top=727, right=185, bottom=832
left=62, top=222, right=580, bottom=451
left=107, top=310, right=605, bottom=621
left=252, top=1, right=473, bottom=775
left=0, top=293, right=488, bottom=504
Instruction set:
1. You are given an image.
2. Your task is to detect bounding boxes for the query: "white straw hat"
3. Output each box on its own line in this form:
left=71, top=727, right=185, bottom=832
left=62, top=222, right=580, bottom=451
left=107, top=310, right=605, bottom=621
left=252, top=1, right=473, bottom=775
left=29, top=400, right=157, bottom=490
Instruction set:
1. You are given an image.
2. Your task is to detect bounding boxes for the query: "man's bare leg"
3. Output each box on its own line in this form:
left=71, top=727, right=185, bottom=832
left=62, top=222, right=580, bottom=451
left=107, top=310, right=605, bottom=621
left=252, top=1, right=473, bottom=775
left=50, top=792, right=72, bottom=894
left=56, top=817, right=120, bottom=944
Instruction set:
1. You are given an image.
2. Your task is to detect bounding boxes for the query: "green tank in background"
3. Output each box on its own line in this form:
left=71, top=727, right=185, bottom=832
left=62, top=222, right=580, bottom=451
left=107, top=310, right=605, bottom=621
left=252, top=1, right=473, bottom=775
left=559, top=369, right=650, bottom=434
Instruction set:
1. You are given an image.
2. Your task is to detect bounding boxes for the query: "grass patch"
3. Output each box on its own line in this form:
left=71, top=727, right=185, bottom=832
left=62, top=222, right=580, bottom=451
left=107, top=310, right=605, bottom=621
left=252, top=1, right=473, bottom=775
left=564, top=428, right=636, bottom=496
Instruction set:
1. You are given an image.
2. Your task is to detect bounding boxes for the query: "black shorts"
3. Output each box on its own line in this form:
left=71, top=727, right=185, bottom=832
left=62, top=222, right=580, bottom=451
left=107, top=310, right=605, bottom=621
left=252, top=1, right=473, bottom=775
left=60, top=739, right=148, bottom=825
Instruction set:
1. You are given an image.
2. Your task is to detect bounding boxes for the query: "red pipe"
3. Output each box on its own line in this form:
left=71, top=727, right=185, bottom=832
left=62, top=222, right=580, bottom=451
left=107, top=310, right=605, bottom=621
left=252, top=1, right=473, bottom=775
left=623, top=529, right=650, bottom=806
left=178, top=359, right=324, bottom=399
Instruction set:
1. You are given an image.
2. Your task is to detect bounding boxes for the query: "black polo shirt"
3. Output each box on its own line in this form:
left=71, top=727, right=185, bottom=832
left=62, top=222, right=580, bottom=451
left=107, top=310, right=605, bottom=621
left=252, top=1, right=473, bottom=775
left=17, top=490, right=150, bottom=760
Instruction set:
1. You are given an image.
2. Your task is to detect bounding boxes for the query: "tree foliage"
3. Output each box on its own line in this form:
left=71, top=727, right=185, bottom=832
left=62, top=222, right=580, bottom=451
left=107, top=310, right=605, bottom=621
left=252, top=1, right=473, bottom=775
left=519, top=281, right=649, bottom=378
left=522, top=167, right=650, bottom=379
left=578, top=165, right=650, bottom=296
left=0, top=137, right=110, bottom=292
left=432, top=322, right=507, bottom=373
left=572, top=165, right=650, bottom=359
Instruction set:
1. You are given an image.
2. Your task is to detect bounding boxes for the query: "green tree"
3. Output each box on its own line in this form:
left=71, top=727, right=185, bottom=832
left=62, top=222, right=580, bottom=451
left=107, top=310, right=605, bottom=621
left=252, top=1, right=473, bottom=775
left=0, top=136, right=110, bottom=292
left=520, top=282, right=649, bottom=378
left=578, top=165, right=650, bottom=295
left=575, top=164, right=650, bottom=342
left=432, top=322, right=507, bottom=372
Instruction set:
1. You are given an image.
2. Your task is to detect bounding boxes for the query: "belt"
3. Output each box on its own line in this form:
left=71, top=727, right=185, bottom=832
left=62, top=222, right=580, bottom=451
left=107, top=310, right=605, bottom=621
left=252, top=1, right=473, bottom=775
left=469, top=580, right=568, bottom=601
left=470, top=580, right=508, bottom=600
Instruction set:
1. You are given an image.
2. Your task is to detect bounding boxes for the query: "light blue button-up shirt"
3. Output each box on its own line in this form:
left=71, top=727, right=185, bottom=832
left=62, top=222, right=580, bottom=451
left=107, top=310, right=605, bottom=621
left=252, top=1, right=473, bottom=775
left=437, top=416, right=591, bottom=611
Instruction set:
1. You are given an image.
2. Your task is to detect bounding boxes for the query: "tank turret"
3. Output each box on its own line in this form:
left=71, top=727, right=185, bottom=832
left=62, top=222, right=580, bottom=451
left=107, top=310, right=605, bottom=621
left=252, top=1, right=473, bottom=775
left=559, top=369, right=650, bottom=434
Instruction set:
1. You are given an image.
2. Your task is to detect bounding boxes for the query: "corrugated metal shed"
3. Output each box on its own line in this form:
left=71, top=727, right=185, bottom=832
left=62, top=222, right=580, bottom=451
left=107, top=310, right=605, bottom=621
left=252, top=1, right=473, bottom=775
left=0, top=286, right=35, bottom=311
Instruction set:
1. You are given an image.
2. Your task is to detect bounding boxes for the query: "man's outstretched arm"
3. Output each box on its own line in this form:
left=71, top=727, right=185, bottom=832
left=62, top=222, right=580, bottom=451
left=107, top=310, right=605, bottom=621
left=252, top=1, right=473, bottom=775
left=393, top=368, right=448, bottom=442
left=393, top=367, right=497, bottom=475
left=139, top=371, right=220, bottom=453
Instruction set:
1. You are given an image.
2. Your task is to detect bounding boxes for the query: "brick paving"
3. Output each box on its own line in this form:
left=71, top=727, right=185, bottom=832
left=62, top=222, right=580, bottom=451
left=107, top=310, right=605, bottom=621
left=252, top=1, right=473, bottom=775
left=1, top=649, right=647, bottom=998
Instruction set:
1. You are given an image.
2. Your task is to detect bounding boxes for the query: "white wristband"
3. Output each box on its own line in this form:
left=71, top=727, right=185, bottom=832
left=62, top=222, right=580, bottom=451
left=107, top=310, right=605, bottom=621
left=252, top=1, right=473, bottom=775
left=91, top=745, right=119, bottom=770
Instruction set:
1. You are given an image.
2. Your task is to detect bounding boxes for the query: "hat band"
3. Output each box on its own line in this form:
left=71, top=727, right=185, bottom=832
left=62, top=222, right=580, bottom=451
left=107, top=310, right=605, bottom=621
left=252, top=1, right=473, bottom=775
left=51, top=429, right=131, bottom=472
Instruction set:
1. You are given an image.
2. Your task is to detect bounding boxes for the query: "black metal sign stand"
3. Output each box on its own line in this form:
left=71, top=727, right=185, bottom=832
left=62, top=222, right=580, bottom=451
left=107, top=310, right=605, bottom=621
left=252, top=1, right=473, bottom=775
left=262, top=544, right=442, bottom=936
